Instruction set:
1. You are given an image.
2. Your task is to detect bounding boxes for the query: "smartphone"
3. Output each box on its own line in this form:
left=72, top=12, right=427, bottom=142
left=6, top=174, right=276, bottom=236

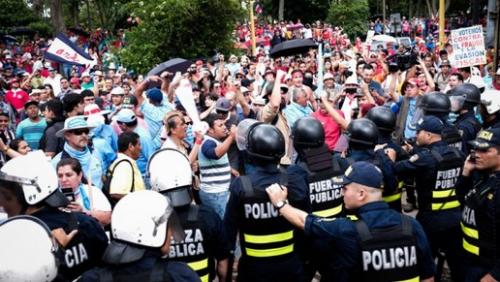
left=61, top=187, right=75, bottom=202
left=469, top=151, right=477, bottom=163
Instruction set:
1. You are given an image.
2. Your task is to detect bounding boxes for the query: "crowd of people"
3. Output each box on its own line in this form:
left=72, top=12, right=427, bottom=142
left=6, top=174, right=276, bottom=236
left=0, top=14, right=499, bottom=282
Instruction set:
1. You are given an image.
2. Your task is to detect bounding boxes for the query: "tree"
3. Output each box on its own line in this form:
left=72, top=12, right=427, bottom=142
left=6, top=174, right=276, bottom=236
left=0, top=0, right=37, bottom=30
left=120, top=0, right=243, bottom=74
left=49, top=0, right=65, bottom=33
left=326, top=0, right=369, bottom=40
left=262, top=0, right=330, bottom=23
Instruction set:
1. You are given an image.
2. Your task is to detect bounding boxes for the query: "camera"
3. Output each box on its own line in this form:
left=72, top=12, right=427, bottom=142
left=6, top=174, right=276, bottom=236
left=387, top=47, right=418, bottom=72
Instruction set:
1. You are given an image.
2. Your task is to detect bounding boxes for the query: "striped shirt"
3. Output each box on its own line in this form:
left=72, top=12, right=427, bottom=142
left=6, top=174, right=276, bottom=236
left=198, top=136, right=231, bottom=193
left=15, top=118, right=47, bottom=150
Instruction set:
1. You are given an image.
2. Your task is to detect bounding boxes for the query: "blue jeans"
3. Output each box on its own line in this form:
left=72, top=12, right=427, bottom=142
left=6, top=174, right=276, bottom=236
left=199, top=190, right=229, bottom=219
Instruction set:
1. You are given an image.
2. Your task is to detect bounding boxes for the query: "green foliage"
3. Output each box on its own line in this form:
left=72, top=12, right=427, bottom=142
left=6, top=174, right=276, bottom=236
left=0, top=0, right=38, bottom=32
left=28, top=21, right=54, bottom=37
left=327, top=0, right=369, bottom=40
left=120, top=0, right=243, bottom=74
left=262, top=0, right=330, bottom=23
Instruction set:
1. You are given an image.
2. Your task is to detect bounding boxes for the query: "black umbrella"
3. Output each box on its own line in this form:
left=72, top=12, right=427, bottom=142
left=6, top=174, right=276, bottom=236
left=2, top=35, right=16, bottom=42
left=147, top=58, right=192, bottom=77
left=68, top=27, right=90, bottom=37
left=269, top=39, right=317, bottom=58
left=9, top=27, right=35, bottom=36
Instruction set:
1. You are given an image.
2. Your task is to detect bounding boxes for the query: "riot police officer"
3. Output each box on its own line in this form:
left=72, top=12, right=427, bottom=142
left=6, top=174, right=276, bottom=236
left=456, top=127, right=500, bottom=281
left=366, top=106, right=407, bottom=161
left=448, top=83, right=482, bottom=152
left=288, top=117, right=345, bottom=281
left=149, top=148, right=230, bottom=282
left=79, top=190, right=200, bottom=281
left=266, top=161, right=436, bottom=281
left=0, top=151, right=108, bottom=281
left=419, top=91, right=465, bottom=151
left=0, top=215, right=59, bottom=282
left=395, top=115, right=466, bottom=281
left=335, top=118, right=400, bottom=211
left=224, top=123, right=309, bottom=282
left=479, top=90, right=500, bottom=129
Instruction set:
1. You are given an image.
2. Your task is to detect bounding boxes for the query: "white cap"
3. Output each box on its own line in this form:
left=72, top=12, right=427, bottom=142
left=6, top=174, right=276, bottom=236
left=110, top=86, right=125, bottom=95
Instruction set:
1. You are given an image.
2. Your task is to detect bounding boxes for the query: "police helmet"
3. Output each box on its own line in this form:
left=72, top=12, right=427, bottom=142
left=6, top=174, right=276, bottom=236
left=246, top=123, right=285, bottom=163
left=345, top=118, right=379, bottom=149
left=292, top=117, right=325, bottom=150
left=0, top=151, right=68, bottom=208
left=449, top=83, right=481, bottom=112
left=420, top=91, right=451, bottom=114
left=105, top=190, right=185, bottom=264
left=149, top=148, right=192, bottom=207
left=365, top=106, right=396, bottom=133
left=480, top=90, right=500, bottom=114
left=0, top=216, right=59, bottom=282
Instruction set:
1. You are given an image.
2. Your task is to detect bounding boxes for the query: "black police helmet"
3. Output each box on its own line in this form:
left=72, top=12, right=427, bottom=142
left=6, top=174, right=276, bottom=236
left=420, top=92, right=451, bottom=114
left=292, top=117, right=325, bottom=150
left=247, top=123, right=285, bottom=163
left=453, top=83, right=481, bottom=104
left=365, top=106, right=396, bottom=133
left=346, top=118, right=379, bottom=149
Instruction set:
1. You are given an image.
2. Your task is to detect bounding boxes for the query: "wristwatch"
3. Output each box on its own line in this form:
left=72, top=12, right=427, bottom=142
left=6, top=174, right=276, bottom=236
left=274, top=200, right=288, bottom=210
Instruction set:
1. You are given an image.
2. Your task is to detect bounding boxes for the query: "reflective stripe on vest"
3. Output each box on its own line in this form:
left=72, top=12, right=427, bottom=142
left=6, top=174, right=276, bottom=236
left=244, top=230, right=294, bottom=257
left=431, top=189, right=460, bottom=210
left=396, top=276, right=420, bottom=282
left=187, top=259, right=209, bottom=282
left=384, top=192, right=402, bottom=203
left=312, top=204, right=342, bottom=217
left=461, top=221, right=480, bottom=256
left=431, top=200, right=460, bottom=211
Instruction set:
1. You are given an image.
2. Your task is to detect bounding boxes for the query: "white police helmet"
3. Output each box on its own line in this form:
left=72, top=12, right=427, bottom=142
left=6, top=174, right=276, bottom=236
left=103, top=190, right=184, bottom=264
left=148, top=149, right=192, bottom=207
left=0, top=216, right=59, bottom=282
left=0, top=151, right=68, bottom=207
left=481, top=90, right=500, bottom=115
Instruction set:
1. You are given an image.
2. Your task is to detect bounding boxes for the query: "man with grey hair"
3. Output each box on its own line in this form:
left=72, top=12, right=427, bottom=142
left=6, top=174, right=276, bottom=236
left=283, top=86, right=314, bottom=129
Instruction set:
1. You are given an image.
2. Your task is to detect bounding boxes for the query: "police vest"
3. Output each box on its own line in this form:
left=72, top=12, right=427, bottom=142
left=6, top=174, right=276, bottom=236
left=356, top=215, right=419, bottom=282
left=97, top=259, right=172, bottom=282
left=461, top=175, right=500, bottom=267
left=300, top=146, right=345, bottom=218
left=418, top=149, right=463, bottom=212
left=239, top=174, right=295, bottom=259
left=168, top=205, right=211, bottom=282
left=442, top=124, right=463, bottom=150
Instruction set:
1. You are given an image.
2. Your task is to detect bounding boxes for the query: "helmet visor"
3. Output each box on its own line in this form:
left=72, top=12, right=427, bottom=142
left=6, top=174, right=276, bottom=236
left=450, top=95, right=465, bottom=112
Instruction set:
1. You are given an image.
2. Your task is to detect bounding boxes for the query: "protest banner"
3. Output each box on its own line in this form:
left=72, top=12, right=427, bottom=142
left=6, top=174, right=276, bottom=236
left=450, top=25, right=486, bottom=68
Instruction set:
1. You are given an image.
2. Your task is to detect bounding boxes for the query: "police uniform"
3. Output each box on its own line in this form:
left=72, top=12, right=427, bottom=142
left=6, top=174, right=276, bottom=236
left=303, top=162, right=435, bottom=281
left=455, top=128, right=500, bottom=281
left=79, top=250, right=200, bottom=282
left=395, top=116, right=466, bottom=281
left=334, top=149, right=400, bottom=211
left=223, top=164, right=310, bottom=282
left=32, top=207, right=109, bottom=281
left=169, top=205, right=230, bottom=282
left=454, top=111, right=481, bottom=153
left=442, top=121, right=466, bottom=151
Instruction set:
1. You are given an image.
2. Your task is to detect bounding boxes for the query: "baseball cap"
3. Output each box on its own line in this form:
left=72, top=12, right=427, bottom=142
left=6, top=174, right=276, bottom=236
left=469, top=128, right=500, bottom=150
left=114, top=109, right=137, bottom=123
left=342, top=161, right=383, bottom=189
left=440, top=60, right=451, bottom=67
left=323, top=72, right=334, bottom=81
left=146, top=88, right=163, bottom=103
left=241, top=78, right=255, bottom=88
left=416, top=115, right=444, bottom=135
left=215, top=97, right=231, bottom=112
left=24, top=100, right=39, bottom=109
left=110, top=87, right=125, bottom=95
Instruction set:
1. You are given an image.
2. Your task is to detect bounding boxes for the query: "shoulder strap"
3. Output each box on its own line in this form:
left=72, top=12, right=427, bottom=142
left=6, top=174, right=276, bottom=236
left=112, top=159, right=135, bottom=193
left=187, top=205, right=200, bottom=222
left=400, top=215, right=413, bottom=236
left=354, top=219, right=373, bottom=242
left=240, top=175, right=254, bottom=197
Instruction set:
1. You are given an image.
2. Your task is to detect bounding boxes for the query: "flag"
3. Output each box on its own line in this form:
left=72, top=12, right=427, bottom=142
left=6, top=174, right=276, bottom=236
left=45, top=33, right=94, bottom=66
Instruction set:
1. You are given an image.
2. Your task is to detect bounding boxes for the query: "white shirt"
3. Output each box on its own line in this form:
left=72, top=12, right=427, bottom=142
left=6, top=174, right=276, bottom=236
left=75, top=185, right=112, bottom=212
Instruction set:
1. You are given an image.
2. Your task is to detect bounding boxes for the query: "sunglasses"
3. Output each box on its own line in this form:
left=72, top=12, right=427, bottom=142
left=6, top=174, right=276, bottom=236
left=68, top=128, right=89, bottom=135
left=216, top=110, right=229, bottom=115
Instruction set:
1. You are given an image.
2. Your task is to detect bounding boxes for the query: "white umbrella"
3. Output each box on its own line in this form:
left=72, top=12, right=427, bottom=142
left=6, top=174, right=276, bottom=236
left=371, top=34, right=397, bottom=43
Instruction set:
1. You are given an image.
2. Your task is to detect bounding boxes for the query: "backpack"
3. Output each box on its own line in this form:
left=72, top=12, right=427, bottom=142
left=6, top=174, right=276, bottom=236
left=102, top=159, right=135, bottom=207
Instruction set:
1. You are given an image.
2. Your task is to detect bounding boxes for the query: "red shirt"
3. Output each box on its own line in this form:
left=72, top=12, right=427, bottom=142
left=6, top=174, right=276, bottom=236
left=312, top=109, right=344, bottom=152
left=5, top=89, right=29, bottom=111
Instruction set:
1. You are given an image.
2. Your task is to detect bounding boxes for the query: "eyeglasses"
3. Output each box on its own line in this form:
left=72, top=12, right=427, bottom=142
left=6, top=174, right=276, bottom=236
left=68, top=128, right=89, bottom=135
left=216, top=109, right=229, bottom=115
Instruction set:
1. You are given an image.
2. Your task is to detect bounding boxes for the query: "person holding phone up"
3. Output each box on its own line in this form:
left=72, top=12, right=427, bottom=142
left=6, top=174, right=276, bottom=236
left=455, top=127, right=500, bottom=282
left=56, top=157, right=112, bottom=226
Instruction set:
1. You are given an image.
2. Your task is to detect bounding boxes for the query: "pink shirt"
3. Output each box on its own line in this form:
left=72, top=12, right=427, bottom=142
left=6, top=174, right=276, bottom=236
left=312, top=109, right=344, bottom=152
left=5, top=89, right=29, bottom=111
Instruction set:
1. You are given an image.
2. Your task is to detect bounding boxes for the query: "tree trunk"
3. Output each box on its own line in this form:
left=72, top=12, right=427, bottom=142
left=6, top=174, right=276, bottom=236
left=278, top=0, right=284, bottom=21
left=70, top=0, right=79, bottom=27
left=425, top=0, right=434, bottom=18
left=32, top=0, right=44, bottom=17
left=50, top=0, right=66, bottom=34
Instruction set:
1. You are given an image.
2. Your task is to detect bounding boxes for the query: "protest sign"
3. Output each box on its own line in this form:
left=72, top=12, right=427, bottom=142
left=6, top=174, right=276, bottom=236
left=450, top=25, right=486, bottom=68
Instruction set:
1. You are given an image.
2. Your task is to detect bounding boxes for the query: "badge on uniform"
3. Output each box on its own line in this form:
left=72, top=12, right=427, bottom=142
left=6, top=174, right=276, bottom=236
left=487, top=193, right=494, bottom=200
left=458, top=129, right=464, bottom=137
left=409, top=154, right=419, bottom=162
